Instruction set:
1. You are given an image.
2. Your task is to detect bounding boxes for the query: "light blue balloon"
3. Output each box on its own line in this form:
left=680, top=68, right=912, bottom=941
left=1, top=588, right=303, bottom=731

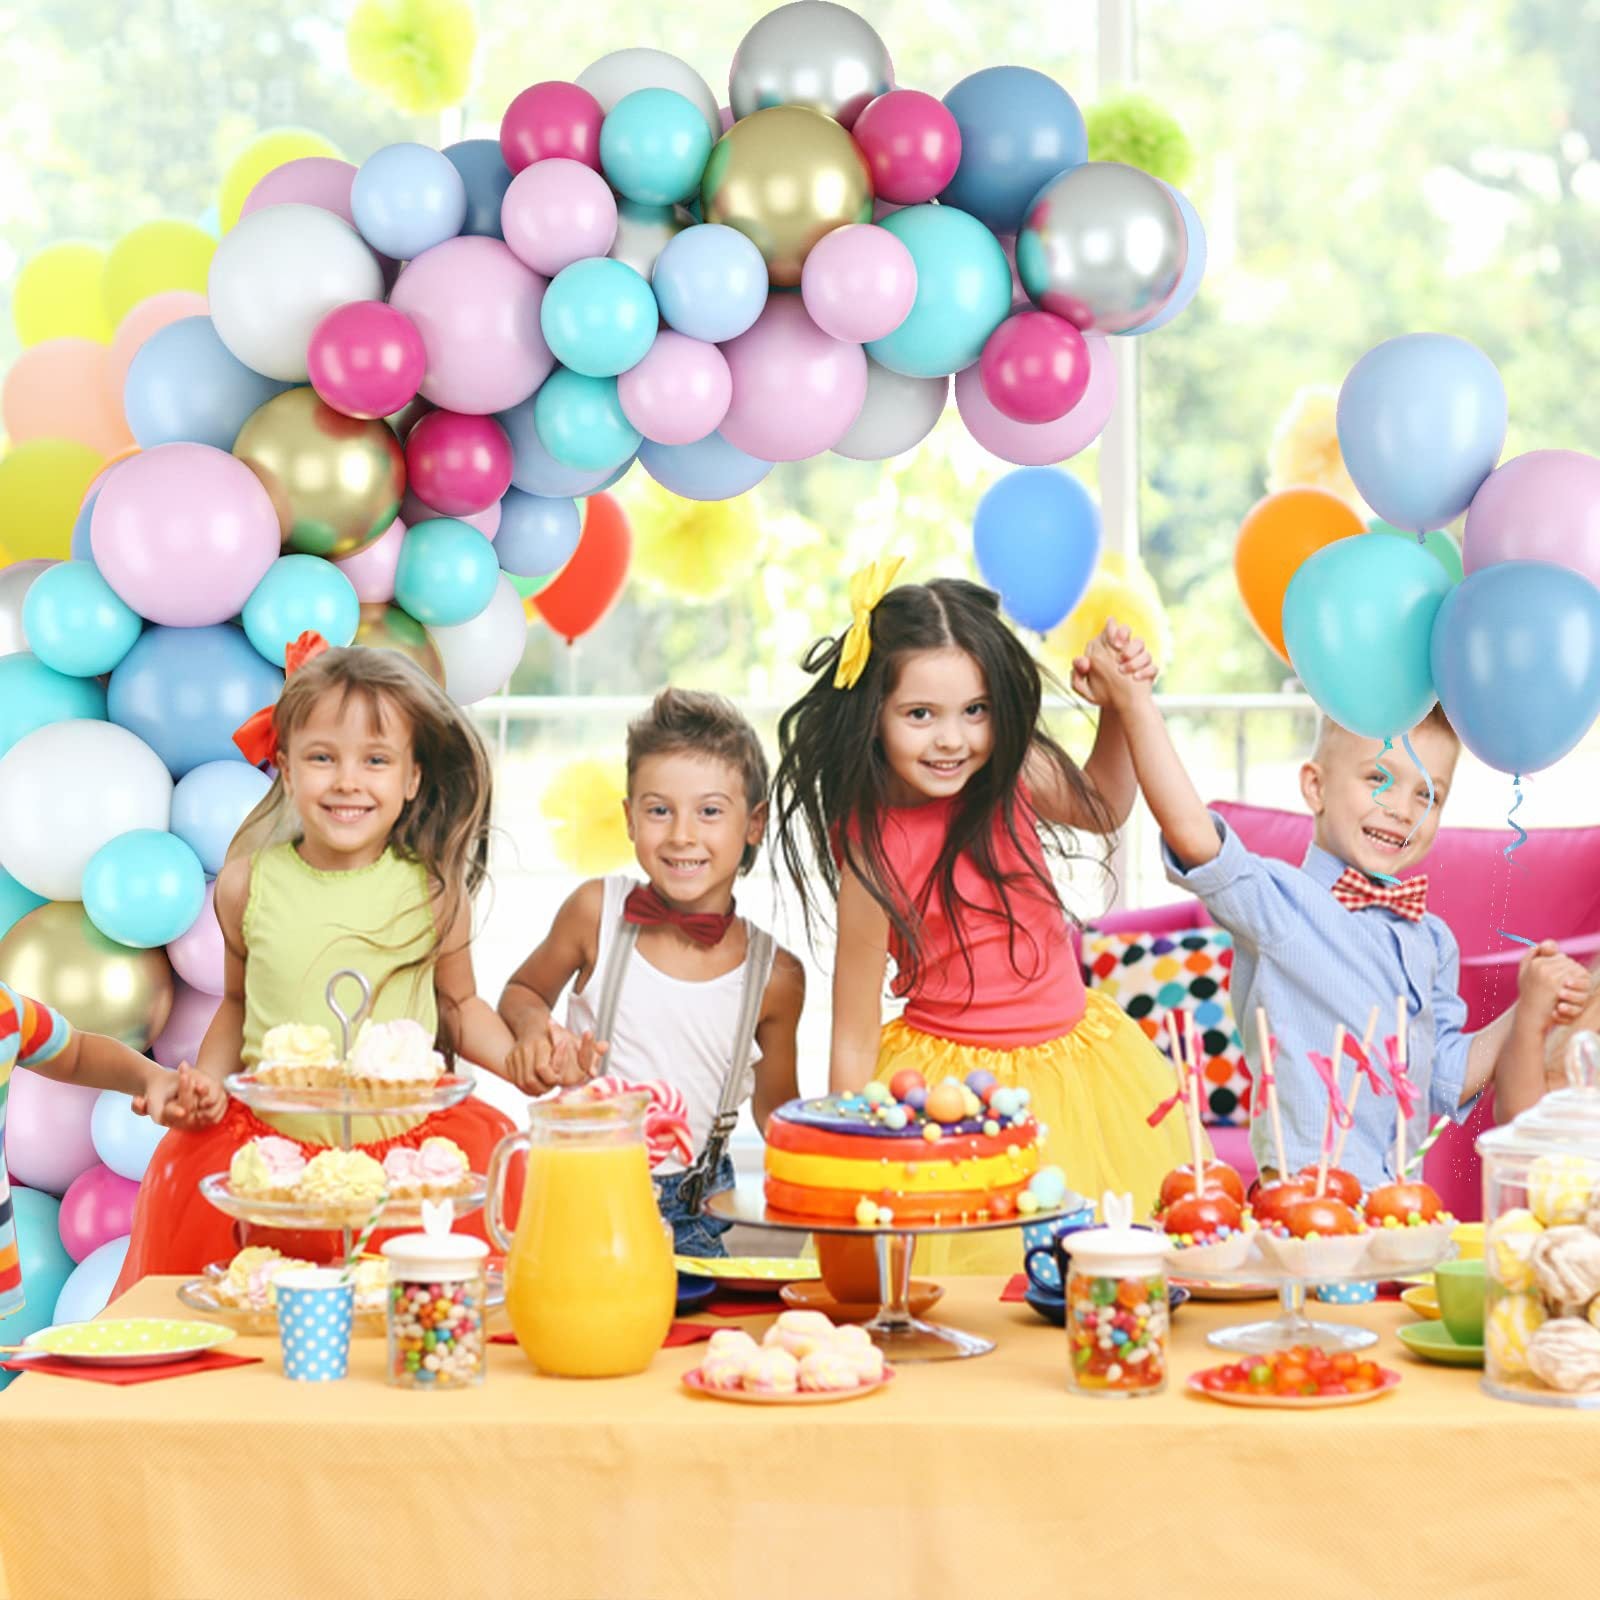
left=1283, top=535, right=1453, bottom=739
left=442, top=138, right=512, bottom=238
left=82, top=829, right=207, bottom=949
left=651, top=223, right=768, bottom=343
left=53, top=1234, right=130, bottom=1326
left=533, top=369, right=641, bottom=472
left=394, top=518, right=499, bottom=627
left=241, top=554, right=360, bottom=666
left=171, top=760, right=271, bottom=875
left=600, top=87, right=714, bottom=206
left=124, top=316, right=290, bottom=451
left=91, top=1089, right=167, bottom=1182
left=0, top=653, right=106, bottom=759
left=1432, top=562, right=1600, bottom=775
left=866, top=206, right=1012, bottom=379
left=108, top=624, right=283, bottom=778
left=1337, top=333, right=1507, bottom=532
left=972, top=468, right=1102, bottom=633
left=497, top=397, right=632, bottom=496
left=540, top=258, right=659, bottom=378
left=0, top=865, right=46, bottom=941
left=197, top=202, right=221, bottom=238
left=0, top=1188, right=73, bottom=1385
left=22, top=561, right=142, bottom=678
left=70, top=489, right=99, bottom=563
left=638, top=433, right=773, bottom=501
left=1119, top=182, right=1206, bottom=336
left=939, top=66, right=1087, bottom=234
left=495, top=490, right=582, bottom=578
left=351, top=142, right=468, bottom=259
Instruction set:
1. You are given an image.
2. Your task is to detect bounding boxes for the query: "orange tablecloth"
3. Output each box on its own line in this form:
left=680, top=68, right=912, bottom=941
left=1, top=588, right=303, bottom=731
left=2, top=1276, right=1598, bottom=1599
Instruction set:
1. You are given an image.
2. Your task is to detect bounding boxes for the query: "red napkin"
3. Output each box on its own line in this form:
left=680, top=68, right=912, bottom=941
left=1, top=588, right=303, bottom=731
left=0, top=1350, right=262, bottom=1384
left=1000, top=1274, right=1029, bottom=1303
left=492, top=1322, right=738, bottom=1350
left=704, top=1293, right=786, bottom=1317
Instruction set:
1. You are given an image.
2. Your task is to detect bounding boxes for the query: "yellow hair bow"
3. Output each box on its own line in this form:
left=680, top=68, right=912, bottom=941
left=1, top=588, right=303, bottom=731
left=833, top=556, right=905, bottom=689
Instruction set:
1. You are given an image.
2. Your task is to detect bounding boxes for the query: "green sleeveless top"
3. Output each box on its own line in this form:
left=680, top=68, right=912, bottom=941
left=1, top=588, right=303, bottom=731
left=242, top=842, right=438, bottom=1143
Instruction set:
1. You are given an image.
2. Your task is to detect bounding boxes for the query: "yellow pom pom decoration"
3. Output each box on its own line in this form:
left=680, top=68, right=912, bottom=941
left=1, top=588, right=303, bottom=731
left=346, top=0, right=478, bottom=117
left=218, top=128, right=344, bottom=234
left=619, top=474, right=765, bottom=602
left=1266, top=385, right=1368, bottom=516
left=540, top=758, right=634, bottom=876
left=1041, top=552, right=1172, bottom=680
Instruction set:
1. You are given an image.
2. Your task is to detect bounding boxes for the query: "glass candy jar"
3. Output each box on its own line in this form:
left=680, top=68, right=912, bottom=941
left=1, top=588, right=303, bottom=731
left=381, top=1229, right=490, bottom=1390
left=1063, top=1193, right=1170, bottom=1398
left=1478, top=1031, right=1600, bottom=1407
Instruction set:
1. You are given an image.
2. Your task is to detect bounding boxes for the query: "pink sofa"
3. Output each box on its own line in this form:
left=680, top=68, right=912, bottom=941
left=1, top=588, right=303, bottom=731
left=1088, top=801, right=1600, bottom=1217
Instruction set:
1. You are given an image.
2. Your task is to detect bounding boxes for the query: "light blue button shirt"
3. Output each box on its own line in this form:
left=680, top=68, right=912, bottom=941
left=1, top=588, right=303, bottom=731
left=1162, top=815, right=1475, bottom=1189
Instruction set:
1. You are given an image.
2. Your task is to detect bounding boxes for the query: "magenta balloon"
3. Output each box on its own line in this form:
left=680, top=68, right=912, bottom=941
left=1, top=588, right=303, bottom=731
left=719, top=297, right=868, bottom=462
left=90, top=442, right=282, bottom=626
left=978, top=310, right=1091, bottom=425
left=58, top=1163, right=141, bottom=1262
left=400, top=492, right=500, bottom=541
left=501, top=159, right=618, bottom=277
left=405, top=411, right=514, bottom=516
left=150, top=978, right=224, bottom=1070
left=334, top=516, right=406, bottom=601
left=800, top=224, right=918, bottom=345
left=4, top=1073, right=99, bottom=1195
left=167, top=880, right=224, bottom=995
left=852, top=90, right=962, bottom=205
left=500, top=81, right=605, bottom=175
left=1463, top=449, right=1600, bottom=592
left=955, top=330, right=1116, bottom=465
left=618, top=330, right=732, bottom=446
left=307, top=301, right=427, bottom=420
left=388, top=237, right=553, bottom=415
left=240, top=157, right=359, bottom=226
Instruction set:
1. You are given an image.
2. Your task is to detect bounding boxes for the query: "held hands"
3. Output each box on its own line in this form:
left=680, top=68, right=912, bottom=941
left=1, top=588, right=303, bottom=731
left=1072, top=619, right=1157, bottom=712
left=503, top=1017, right=610, bottom=1093
left=134, top=1064, right=228, bottom=1130
left=1518, top=941, right=1591, bottom=1031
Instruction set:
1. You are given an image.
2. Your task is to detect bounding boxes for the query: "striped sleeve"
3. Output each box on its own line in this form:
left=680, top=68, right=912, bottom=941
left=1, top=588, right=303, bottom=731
left=16, top=994, right=71, bottom=1069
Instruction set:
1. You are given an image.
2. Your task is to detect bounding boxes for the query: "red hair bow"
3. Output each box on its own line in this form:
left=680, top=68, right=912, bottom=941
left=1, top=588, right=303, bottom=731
left=232, top=631, right=329, bottom=769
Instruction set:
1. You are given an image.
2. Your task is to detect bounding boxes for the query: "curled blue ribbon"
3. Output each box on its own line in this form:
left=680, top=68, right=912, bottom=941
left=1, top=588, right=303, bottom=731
left=1496, top=773, right=1536, bottom=949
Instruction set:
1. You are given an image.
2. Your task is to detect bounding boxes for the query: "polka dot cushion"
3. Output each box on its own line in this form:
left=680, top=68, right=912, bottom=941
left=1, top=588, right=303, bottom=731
left=1080, top=928, right=1252, bottom=1125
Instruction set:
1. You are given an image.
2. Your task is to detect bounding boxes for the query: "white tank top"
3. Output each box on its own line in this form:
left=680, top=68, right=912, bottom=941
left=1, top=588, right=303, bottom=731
left=566, top=875, right=774, bottom=1173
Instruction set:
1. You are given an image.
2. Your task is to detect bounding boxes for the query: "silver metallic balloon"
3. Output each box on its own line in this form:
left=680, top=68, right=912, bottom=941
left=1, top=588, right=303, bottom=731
left=1017, top=162, right=1187, bottom=335
left=0, top=559, right=57, bottom=657
left=608, top=199, right=694, bottom=280
left=833, top=361, right=948, bottom=461
left=728, top=0, right=894, bottom=130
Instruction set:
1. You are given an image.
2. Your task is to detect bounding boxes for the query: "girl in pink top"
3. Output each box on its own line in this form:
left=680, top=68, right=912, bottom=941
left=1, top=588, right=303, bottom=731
left=775, top=565, right=1194, bottom=1270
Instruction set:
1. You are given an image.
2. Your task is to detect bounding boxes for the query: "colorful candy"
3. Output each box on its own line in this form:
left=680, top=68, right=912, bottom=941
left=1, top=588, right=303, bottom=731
left=387, top=1274, right=486, bottom=1388
left=1066, top=1270, right=1167, bottom=1395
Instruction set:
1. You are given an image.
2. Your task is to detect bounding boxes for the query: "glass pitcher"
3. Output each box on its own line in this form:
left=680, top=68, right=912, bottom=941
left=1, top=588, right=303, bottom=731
left=485, top=1090, right=676, bottom=1378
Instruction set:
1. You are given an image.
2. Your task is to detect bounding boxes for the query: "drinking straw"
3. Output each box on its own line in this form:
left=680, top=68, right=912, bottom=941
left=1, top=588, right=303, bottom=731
left=340, top=1190, right=390, bottom=1283
left=1254, top=1008, right=1288, bottom=1178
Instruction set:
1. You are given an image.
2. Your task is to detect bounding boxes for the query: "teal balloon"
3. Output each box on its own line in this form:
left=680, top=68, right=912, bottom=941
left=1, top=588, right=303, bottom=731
left=0, top=1187, right=74, bottom=1388
left=0, top=865, right=46, bottom=940
left=1368, top=519, right=1464, bottom=586
left=1283, top=535, right=1454, bottom=739
left=540, top=258, right=660, bottom=378
left=0, top=653, right=106, bottom=759
left=394, top=518, right=499, bottom=627
left=600, top=88, right=713, bottom=206
left=241, top=554, right=360, bottom=666
left=865, top=205, right=1012, bottom=379
left=533, top=369, right=641, bottom=472
left=82, top=828, right=208, bottom=949
left=22, top=560, right=142, bottom=678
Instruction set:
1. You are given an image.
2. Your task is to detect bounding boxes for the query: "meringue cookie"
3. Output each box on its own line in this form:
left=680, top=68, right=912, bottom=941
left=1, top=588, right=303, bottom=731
left=1528, top=1317, right=1600, bottom=1393
left=742, top=1347, right=800, bottom=1394
left=798, top=1349, right=864, bottom=1392
left=1531, top=1226, right=1600, bottom=1316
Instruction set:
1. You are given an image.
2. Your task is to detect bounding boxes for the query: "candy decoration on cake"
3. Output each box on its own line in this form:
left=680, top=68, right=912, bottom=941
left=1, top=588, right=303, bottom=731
left=573, top=1074, right=693, bottom=1170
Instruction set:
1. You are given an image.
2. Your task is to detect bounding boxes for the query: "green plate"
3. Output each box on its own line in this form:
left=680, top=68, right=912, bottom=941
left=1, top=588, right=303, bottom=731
left=23, top=1318, right=236, bottom=1366
left=1397, top=1319, right=1482, bottom=1368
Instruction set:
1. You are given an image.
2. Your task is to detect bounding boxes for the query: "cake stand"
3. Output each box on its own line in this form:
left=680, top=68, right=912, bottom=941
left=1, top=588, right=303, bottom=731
left=705, top=1177, right=1086, bottom=1361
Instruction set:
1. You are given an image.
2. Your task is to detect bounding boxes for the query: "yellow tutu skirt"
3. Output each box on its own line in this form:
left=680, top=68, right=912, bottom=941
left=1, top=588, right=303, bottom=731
left=874, top=989, right=1208, bottom=1275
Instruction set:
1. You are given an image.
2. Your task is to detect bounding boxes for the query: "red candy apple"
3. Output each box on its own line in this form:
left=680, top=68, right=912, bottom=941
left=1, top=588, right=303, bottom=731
left=1284, top=1196, right=1363, bottom=1238
left=1158, top=1161, right=1246, bottom=1209
left=1161, top=1191, right=1244, bottom=1238
left=1364, top=1181, right=1442, bottom=1225
left=1249, top=1175, right=1317, bottom=1227
left=1297, top=1164, right=1362, bottom=1207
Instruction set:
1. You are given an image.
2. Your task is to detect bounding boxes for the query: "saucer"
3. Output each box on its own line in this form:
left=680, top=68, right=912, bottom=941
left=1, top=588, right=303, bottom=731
left=1023, top=1284, right=1189, bottom=1327
left=779, top=1279, right=943, bottom=1323
left=1397, top=1319, right=1482, bottom=1367
left=675, top=1274, right=716, bottom=1314
left=1399, top=1284, right=1440, bottom=1320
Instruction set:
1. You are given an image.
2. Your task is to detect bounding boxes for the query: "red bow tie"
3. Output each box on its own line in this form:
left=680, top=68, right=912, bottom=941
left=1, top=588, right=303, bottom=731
left=1331, top=867, right=1429, bottom=923
left=623, top=885, right=737, bottom=948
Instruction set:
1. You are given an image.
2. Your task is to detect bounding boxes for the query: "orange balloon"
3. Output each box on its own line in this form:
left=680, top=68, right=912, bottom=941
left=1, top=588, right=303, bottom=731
left=534, top=493, right=633, bottom=644
left=106, top=289, right=208, bottom=411
left=1, top=337, right=133, bottom=457
left=1234, top=487, right=1365, bottom=663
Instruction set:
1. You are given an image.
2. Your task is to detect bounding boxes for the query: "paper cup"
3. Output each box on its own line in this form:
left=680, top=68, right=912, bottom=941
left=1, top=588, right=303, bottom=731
left=276, top=1267, right=355, bottom=1381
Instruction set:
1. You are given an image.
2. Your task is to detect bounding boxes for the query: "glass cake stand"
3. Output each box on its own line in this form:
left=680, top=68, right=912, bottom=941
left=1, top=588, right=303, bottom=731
left=705, top=1177, right=1087, bottom=1362
left=198, top=1172, right=487, bottom=1230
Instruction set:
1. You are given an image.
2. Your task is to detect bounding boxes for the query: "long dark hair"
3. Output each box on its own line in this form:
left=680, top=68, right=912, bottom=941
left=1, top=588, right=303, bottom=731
left=773, top=576, right=1112, bottom=996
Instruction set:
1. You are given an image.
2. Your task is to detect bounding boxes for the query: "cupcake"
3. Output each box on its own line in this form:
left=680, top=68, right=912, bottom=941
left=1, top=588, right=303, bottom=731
left=299, top=1149, right=388, bottom=1219
left=344, top=1018, right=445, bottom=1103
left=215, top=1246, right=315, bottom=1311
left=227, top=1136, right=308, bottom=1202
left=382, top=1137, right=473, bottom=1200
left=254, top=1023, right=341, bottom=1089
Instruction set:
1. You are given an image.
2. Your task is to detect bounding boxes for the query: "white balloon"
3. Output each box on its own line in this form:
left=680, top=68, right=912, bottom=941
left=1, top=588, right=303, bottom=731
left=208, top=204, right=385, bottom=382
left=576, top=47, right=722, bottom=144
left=833, top=361, right=949, bottom=461
left=0, top=719, right=173, bottom=900
left=90, top=1089, right=166, bottom=1181
left=0, top=560, right=57, bottom=657
left=427, top=575, right=528, bottom=705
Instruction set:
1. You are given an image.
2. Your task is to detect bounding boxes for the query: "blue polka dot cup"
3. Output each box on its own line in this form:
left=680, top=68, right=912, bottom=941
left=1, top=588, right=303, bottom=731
left=276, top=1268, right=355, bottom=1382
left=1021, top=1203, right=1097, bottom=1293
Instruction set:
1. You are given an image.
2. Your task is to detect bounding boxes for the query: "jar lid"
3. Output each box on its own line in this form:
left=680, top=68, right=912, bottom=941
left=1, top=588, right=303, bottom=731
left=1480, top=1031, right=1600, bottom=1159
left=1058, top=1191, right=1168, bottom=1275
left=381, top=1232, right=489, bottom=1280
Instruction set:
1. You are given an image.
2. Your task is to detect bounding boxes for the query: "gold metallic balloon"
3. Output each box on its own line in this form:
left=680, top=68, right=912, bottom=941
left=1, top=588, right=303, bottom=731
left=701, top=106, right=874, bottom=286
left=0, top=902, right=173, bottom=1050
left=233, top=386, right=405, bottom=559
left=353, top=603, right=446, bottom=686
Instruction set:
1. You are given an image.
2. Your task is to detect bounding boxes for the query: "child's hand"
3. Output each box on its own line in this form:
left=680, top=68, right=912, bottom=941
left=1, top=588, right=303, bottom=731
left=503, top=1019, right=595, bottom=1093
left=136, top=1064, right=227, bottom=1130
left=1072, top=620, right=1156, bottom=710
left=1518, top=941, right=1591, bottom=1029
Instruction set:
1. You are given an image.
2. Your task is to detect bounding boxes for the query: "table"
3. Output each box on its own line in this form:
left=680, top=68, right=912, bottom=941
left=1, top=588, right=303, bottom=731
left=2, top=1276, right=1599, bottom=1600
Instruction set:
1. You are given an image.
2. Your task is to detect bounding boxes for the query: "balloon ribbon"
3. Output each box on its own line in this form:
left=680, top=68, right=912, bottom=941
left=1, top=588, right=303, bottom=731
left=1496, top=772, right=1536, bottom=949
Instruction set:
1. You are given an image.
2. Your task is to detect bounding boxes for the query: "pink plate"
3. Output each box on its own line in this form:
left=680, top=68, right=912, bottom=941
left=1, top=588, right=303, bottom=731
left=681, top=1365, right=897, bottom=1405
left=1186, top=1366, right=1402, bottom=1409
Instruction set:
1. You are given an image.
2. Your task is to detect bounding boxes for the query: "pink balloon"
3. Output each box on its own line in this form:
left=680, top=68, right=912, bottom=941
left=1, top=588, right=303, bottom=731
left=500, top=81, right=605, bottom=175
left=1463, top=449, right=1600, bottom=591
left=334, top=516, right=406, bottom=601
left=240, top=156, right=359, bottom=226
left=405, top=411, right=514, bottom=516
left=400, top=493, right=500, bottom=540
left=979, top=310, right=1091, bottom=424
left=955, top=330, right=1117, bottom=465
left=388, top=237, right=553, bottom=415
left=151, top=979, right=223, bottom=1070
left=58, top=1163, right=141, bottom=1262
left=800, top=224, right=917, bottom=344
left=852, top=90, right=963, bottom=205
left=719, top=298, right=868, bottom=462
left=91, top=442, right=281, bottom=626
left=167, top=880, right=225, bottom=996
left=1, top=338, right=132, bottom=456
left=307, top=301, right=427, bottom=420
left=501, top=159, right=619, bottom=277
left=108, top=291, right=208, bottom=414
left=618, top=331, right=732, bottom=446
left=4, top=1073, right=99, bottom=1196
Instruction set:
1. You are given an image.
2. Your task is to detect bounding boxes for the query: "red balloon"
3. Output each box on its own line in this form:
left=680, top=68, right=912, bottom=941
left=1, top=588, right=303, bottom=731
left=533, top=492, right=632, bottom=643
left=501, top=81, right=605, bottom=175
left=978, top=310, right=1091, bottom=424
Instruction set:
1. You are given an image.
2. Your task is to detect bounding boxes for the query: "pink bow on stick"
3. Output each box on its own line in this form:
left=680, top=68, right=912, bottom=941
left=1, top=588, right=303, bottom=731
left=1308, top=1050, right=1354, bottom=1132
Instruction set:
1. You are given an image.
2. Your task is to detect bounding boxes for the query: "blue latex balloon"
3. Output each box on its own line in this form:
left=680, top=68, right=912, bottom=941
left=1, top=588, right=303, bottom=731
left=108, top=624, right=283, bottom=778
left=939, top=67, right=1087, bottom=234
left=91, top=1089, right=167, bottom=1182
left=82, top=829, right=207, bottom=949
left=0, top=865, right=46, bottom=941
left=1119, top=182, right=1206, bottom=336
left=241, top=554, right=360, bottom=666
left=0, top=1188, right=73, bottom=1385
left=70, top=489, right=98, bottom=563
left=1431, top=562, right=1600, bottom=775
left=1283, top=535, right=1453, bottom=739
left=601, top=87, right=714, bottom=206
left=972, top=467, right=1102, bottom=633
left=1337, top=334, right=1507, bottom=532
left=442, top=138, right=512, bottom=238
left=534, top=369, right=642, bottom=472
left=22, top=560, right=142, bottom=678
left=497, top=396, right=633, bottom=497
left=124, top=316, right=290, bottom=451
left=651, top=223, right=768, bottom=343
left=0, top=653, right=106, bottom=759
left=394, top=518, right=500, bottom=627
left=638, top=433, right=773, bottom=501
left=53, top=1234, right=130, bottom=1326
left=171, top=760, right=271, bottom=875
left=866, top=206, right=1012, bottom=379
left=540, top=258, right=659, bottom=378
left=351, top=142, right=468, bottom=259
left=495, top=489, right=582, bottom=578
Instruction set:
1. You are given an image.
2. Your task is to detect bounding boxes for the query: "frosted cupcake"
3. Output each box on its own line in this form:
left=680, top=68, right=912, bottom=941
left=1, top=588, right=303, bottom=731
left=344, top=1018, right=445, bottom=1103
left=382, top=1136, right=472, bottom=1200
left=215, top=1246, right=315, bottom=1311
left=227, top=1136, right=308, bottom=1202
left=254, top=1023, right=341, bottom=1089
left=299, top=1149, right=388, bottom=1219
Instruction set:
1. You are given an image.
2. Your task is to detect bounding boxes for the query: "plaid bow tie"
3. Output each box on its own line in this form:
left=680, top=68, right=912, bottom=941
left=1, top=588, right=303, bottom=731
left=1331, top=867, right=1428, bottom=923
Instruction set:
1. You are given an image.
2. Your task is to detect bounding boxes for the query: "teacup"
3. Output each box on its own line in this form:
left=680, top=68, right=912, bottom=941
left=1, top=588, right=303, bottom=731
left=1021, top=1205, right=1097, bottom=1294
left=1434, top=1258, right=1486, bottom=1345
